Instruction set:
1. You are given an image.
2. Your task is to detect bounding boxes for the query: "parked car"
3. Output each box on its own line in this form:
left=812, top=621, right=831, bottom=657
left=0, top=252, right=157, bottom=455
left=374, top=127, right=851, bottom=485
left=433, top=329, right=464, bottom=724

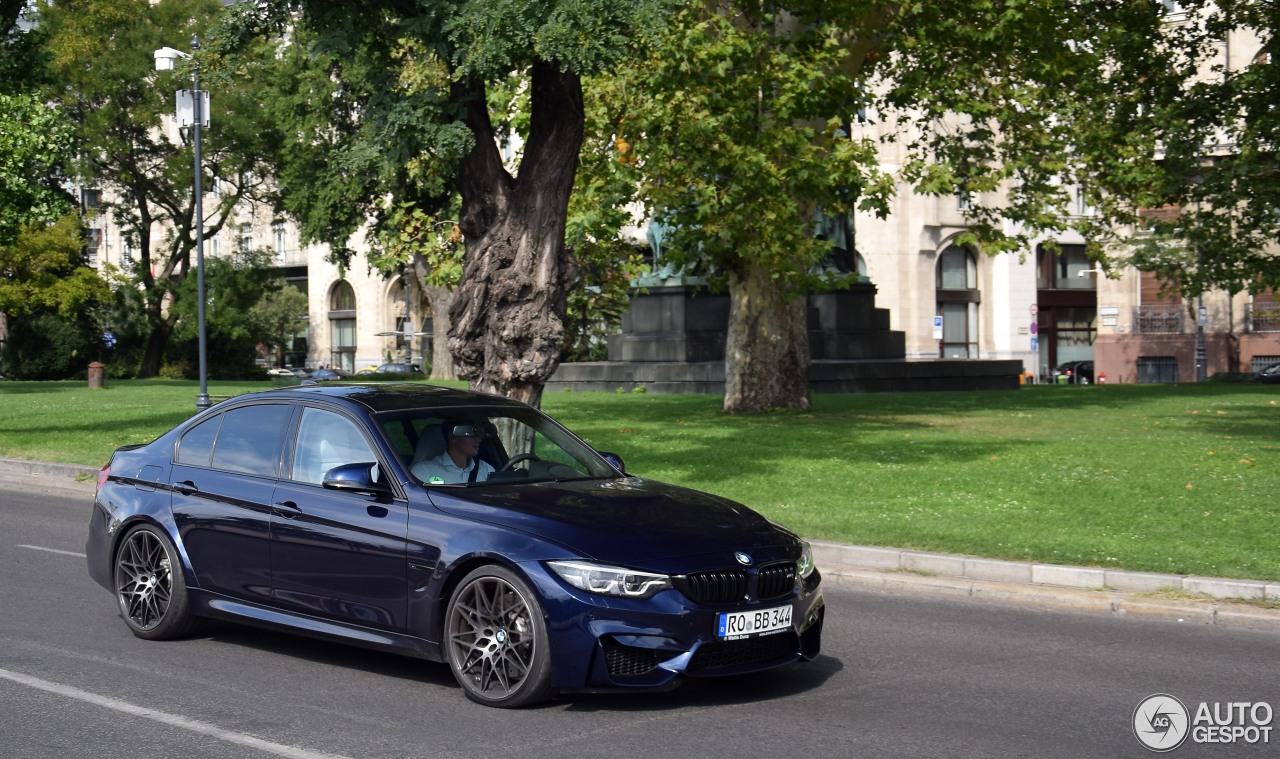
left=266, top=367, right=308, bottom=377
left=307, top=367, right=352, bottom=381
left=86, top=383, right=823, bottom=707
left=374, top=362, right=424, bottom=376
left=1052, top=360, right=1094, bottom=384
left=1256, top=361, right=1280, bottom=384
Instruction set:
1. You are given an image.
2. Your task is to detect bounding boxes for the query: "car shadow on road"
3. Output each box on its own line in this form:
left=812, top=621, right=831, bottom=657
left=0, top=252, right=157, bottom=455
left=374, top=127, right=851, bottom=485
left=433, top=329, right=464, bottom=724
left=556, top=654, right=844, bottom=713
left=189, top=619, right=842, bottom=711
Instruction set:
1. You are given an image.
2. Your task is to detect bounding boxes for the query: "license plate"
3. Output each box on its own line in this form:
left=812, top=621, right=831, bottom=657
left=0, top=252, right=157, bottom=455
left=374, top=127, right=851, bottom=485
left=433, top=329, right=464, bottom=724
left=716, top=604, right=793, bottom=640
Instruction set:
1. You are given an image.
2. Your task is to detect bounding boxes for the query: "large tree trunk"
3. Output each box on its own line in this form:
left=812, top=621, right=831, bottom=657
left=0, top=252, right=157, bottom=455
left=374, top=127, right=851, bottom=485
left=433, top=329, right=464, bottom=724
left=448, top=62, right=583, bottom=408
left=723, top=262, right=811, bottom=413
left=423, top=283, right=455, bottom=380
left=137, top=312, right=173, bottom=379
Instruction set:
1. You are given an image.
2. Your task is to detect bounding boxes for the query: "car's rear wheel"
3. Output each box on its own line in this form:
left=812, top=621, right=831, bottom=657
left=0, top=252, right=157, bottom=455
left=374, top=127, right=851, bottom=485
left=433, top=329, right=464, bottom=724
left=113, top=525, right=202, bottom=640
left=445, top=565, right=552, bottom=708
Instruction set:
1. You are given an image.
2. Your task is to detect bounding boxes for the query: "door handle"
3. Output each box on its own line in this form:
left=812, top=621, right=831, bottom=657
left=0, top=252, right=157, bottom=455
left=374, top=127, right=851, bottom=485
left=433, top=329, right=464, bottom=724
left=272, top=500, right=303, bottom=517
left=173, top=480, right=198, bottom=495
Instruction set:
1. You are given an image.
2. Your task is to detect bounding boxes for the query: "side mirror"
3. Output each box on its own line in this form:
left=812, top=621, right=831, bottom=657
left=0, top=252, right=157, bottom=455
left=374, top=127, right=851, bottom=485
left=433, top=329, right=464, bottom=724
left=597, top=451, right=626, bottom=474
left=322, top=462, right=392, bottom=495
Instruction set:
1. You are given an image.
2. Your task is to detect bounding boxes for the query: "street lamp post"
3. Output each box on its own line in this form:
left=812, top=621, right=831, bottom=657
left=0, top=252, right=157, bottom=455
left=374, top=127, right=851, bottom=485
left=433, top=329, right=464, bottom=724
left=1194, top=199, right=1207, bottom=383
left=155, top=36, right=211, bottom=411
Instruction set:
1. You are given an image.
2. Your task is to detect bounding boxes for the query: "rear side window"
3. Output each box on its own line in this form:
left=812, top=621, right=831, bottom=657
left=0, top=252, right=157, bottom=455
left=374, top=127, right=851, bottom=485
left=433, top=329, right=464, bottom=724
left=176, top=415, right=221, bottom=467
left=209, top=405, right=291, bottom=477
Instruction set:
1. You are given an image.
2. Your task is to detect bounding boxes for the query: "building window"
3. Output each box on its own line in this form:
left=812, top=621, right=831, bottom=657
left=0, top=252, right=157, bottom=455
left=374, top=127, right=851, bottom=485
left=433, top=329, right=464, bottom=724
left=330, top=280, right=356, bottom=311
left=274, top=221, right=287, bottom=261
left=1247, top=290, right=1279, bottom=332
left=1137, top=356, right=1179, bottom=383
left=238, top=223, right=252, bottom=252
left=1035, top=244, right=1098, bottom=374
left=85, top=228, right=102, bottom=267
left=121, top=235, right=135, bottom=265
left=1135, top=270, right=1183, bottom=334
left=936, top=245, right=979, bottom=358
left=1251, top=355, right=1280, bottom=373
left=1070, top=184, right=1094, bottom=217
left=1036, top=244, right=1096, bottom=290
left=329, top=281, right=357, bottom=372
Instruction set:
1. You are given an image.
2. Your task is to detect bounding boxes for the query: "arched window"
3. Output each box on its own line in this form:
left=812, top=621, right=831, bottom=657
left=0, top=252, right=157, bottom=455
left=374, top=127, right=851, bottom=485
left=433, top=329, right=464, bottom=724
left=935, top=245, right=979, bottom=358
left=329, top=281, right=356, bottom=371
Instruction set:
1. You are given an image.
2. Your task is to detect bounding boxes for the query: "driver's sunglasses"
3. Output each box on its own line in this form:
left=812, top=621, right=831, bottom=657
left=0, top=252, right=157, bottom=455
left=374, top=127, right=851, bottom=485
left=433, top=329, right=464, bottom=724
left=449, top=424, right=485, bottom=439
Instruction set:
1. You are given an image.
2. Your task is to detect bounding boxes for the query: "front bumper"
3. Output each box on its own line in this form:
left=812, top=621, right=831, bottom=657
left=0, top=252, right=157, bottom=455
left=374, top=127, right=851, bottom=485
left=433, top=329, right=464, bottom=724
left=525, top=563, right=825, bottom=693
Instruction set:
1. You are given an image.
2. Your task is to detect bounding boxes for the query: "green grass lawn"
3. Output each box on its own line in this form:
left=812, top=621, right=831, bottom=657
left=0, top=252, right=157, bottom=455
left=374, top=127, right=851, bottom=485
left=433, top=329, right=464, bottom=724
left=2, top=378, right=1277, bottom=581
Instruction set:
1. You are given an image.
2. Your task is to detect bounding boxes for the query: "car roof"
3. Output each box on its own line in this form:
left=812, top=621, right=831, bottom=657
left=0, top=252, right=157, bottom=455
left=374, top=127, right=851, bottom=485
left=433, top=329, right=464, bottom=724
left=222, top=382, right=527, bottom=414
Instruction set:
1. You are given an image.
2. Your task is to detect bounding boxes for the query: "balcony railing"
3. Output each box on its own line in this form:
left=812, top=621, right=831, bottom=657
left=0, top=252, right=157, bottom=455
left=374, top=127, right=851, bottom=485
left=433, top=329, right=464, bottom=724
left=1246, top=302, right=1280, bottom=333
left=273, top=248, right=310, bottom=267
left=1134, top=304, right=1184, bottom=334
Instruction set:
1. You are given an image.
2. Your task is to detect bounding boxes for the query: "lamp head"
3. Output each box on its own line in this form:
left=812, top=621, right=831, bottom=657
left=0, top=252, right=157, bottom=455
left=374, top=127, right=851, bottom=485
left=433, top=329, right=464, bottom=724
left=154, top=47, right=186, bottom=71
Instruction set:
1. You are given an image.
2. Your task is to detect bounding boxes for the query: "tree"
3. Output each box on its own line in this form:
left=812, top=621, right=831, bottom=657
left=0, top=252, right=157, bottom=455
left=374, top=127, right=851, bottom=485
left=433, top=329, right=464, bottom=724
left=166, top=248, right=280, bottom=379
left=615, top=3, right=893, bottom=412
left=0, top=93, right=76, bottom=248
left=606, top=0, right=1277, bottom=410
left=38, top=0, right=285, bottom=377
left=1, top=2, right=76, bottom=246
left=0, top=212, right=111, bottom=319
left=249, top=282, right=310, bottom=369
left=0, top=212, right=113, bottom=379
left=1071, top=0, right=1280, bottom=299
left=219, top=0, right=669, bottom=407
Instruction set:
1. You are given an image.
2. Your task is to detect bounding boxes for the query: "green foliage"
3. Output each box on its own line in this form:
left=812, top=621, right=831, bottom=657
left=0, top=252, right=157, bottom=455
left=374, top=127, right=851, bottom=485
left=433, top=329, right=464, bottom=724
left=1, top=311, right=97, bottom=380
left=614, top=3, right=890, bottom=290
left=0, top=93, right=76, bottom=245
left=248, top=282, right=310, bottom=362
left=164, top=249, right=280, bottom=379
left=0, top=211, right=111, bottom=318
left=560, top=73, right=651, bottom=363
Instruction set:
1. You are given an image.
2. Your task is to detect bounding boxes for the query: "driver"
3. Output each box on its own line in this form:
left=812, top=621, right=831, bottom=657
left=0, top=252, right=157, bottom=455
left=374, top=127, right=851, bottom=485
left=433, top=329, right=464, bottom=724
left=412, top=423, right=495, bottom=484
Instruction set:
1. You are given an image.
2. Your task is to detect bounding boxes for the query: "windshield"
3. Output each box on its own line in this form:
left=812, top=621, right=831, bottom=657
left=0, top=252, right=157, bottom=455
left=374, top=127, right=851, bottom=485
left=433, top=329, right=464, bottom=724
left=376, top=405, right=619, bottom=486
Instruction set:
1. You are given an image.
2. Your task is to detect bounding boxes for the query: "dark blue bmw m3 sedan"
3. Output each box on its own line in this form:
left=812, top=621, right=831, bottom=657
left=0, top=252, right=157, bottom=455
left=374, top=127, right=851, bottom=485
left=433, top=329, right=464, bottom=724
left=86, top=383, right=824, bottom=707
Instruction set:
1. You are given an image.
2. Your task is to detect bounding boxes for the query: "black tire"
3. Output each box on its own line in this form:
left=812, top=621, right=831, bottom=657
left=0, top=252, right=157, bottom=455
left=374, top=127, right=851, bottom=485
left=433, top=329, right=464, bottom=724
left=113, top=525, right=203, bottom=640
left=445, top=565, right=552, bottom=708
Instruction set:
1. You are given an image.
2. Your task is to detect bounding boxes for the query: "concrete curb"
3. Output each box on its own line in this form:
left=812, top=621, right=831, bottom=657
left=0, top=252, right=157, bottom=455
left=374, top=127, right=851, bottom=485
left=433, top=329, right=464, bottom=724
left=3, top=458, right=1277, bottom=631
left=813, top=542, right=1280, bottom=631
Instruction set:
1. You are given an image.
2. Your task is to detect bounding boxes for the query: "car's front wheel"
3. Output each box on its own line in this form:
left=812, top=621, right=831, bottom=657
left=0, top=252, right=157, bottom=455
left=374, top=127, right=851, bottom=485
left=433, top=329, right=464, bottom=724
left=445, top=565, right=552, bottom=707
left=113, top=525, right=202, bottom=640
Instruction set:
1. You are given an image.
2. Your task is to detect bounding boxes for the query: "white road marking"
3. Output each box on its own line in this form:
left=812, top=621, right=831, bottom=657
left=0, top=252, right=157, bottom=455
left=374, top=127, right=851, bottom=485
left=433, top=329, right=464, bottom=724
left=16, top=544, right=85, bottom=558
left=0, top=668, right=356, bottom=759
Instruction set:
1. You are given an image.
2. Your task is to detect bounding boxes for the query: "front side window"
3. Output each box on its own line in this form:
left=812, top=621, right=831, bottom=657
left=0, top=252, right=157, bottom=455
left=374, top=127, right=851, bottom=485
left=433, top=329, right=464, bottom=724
left=291, top=408, right=378, bottom=485
left=381, top=406, right=618, bottom=487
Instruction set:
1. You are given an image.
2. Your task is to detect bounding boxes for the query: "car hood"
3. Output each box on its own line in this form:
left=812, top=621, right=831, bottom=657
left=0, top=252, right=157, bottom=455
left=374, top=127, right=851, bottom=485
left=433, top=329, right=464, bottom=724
left=425, top=476, right=795, bottom=567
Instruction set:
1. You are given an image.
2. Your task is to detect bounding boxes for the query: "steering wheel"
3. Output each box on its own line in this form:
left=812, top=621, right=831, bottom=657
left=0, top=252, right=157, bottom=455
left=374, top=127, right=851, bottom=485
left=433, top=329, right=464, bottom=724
left=497, top=453, right=539, bottom=474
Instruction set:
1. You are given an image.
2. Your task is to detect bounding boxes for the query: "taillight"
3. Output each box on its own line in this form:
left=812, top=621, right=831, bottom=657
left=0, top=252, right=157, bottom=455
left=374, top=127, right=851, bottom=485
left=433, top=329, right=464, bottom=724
left=96, top=463, right=110, bottom=492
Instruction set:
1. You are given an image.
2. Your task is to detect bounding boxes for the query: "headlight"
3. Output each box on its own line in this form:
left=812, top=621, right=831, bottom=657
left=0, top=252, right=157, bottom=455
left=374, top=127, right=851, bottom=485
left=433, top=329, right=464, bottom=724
left=796, top=541, right=816, bottom=578
left=547, top=560, right=672, bottom=599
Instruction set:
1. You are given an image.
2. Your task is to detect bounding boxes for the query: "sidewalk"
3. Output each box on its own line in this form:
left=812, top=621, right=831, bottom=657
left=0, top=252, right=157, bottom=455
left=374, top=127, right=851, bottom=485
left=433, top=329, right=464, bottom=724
left=5, top=456, right=1279, bottom=632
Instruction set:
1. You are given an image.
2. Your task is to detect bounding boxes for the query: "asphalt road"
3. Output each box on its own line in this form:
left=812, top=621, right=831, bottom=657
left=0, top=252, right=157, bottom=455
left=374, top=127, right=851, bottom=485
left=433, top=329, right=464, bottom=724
left=3, top=481, right=1278, bottom=759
